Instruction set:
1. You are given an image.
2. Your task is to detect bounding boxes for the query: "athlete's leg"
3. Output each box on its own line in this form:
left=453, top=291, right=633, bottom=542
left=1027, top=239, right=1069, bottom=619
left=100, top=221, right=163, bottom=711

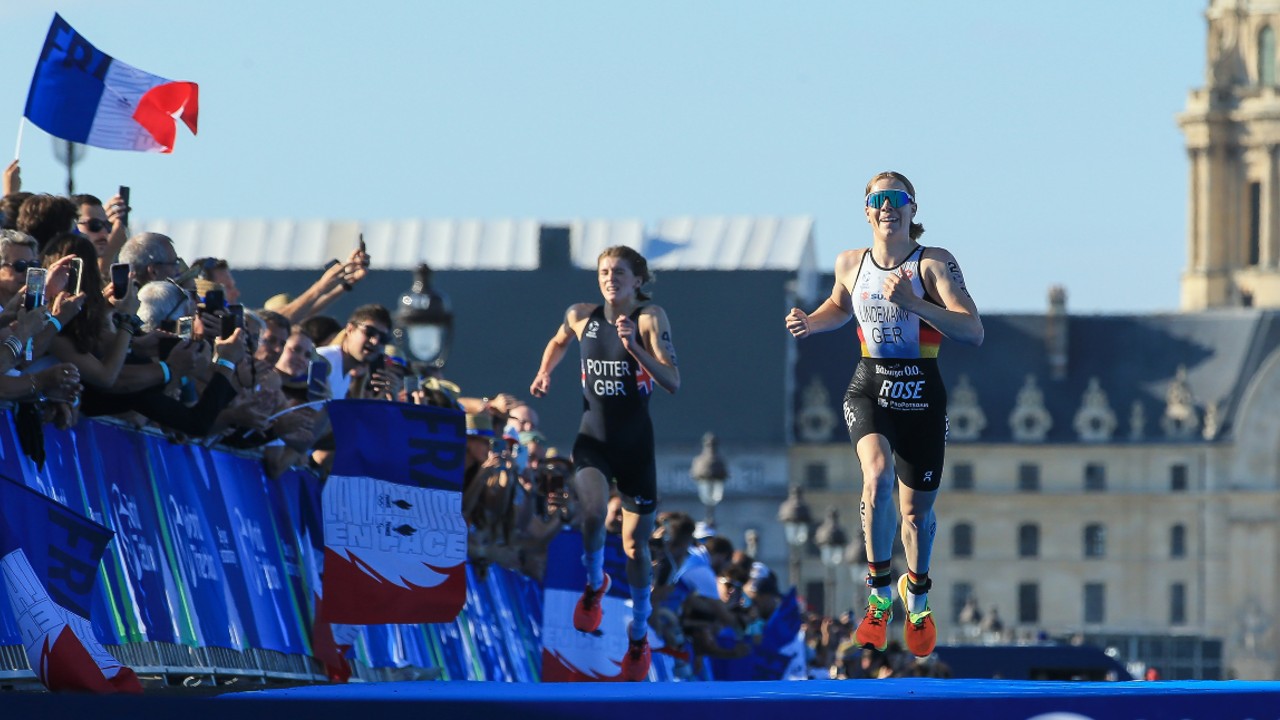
left=573, top=467, right=611, bottom=584
left=898, top=484, right=938, bottom=610
left=620, top=506, right=656, bottom=639
left=852, top=433, right=897, bottom=651
left=856, top=433, right=897, bottom=595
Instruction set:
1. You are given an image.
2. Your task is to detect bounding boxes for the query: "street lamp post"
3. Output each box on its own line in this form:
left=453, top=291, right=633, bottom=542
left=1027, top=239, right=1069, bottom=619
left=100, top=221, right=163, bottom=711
left=777, top=487, right=812, bottom=592
left=690, top=432, right=729, bottom=528
left=393, top=264, right=454, bottom=371
left=814, top=508, right=848, bottom=617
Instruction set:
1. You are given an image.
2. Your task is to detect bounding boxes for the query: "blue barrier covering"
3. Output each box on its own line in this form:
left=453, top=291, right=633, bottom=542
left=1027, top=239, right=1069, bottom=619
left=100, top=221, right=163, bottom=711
left=0, top=412, right=543, bottom=682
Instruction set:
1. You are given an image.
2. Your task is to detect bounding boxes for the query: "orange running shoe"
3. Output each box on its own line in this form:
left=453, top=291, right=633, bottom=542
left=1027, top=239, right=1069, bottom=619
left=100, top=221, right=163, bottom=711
left=854, top=593, right=893, bottom=651
left=897, top=574, right=937, bottom=657
left=572, top=573, right=610, bottom=633
left=620, top=625, right=651, bottom=681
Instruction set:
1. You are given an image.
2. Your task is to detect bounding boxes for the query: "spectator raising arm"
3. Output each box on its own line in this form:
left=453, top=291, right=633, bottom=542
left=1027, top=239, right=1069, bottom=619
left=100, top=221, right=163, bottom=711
left=277, top=246, right=370, bottom=324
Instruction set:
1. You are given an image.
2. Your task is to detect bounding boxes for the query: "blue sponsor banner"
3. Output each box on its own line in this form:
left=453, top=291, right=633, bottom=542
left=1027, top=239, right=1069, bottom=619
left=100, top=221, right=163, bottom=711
left=265, top=469, right=319, bottom=655
left=151, top=441, right=246, bottom=651
left=79, top=422, right=181, bottom=645
left=205, top=451, right=306, bottom=655
left=62, top=422, right=148, bottom=645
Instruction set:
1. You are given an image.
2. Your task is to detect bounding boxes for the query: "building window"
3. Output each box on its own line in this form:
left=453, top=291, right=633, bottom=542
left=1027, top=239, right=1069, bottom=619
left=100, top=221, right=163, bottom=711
left=1260, top=26, right=1276, bottom=86
left=953, top=523, right=974, bottom=558
left=804, top=462, right=828, bottom=489
left=952, top=581, right=975, bottom=623
left=1084, top=524, right=1106, bottom=558
left=805, top=580, right=826, bottom=615
left=1018, top=582, right=1039, bottom=624
left=1017, top=523, right=1040, bottom=558
left=951, top=462, right=974, bottom=491
left=1084, top=463, right=1106, bottom=492
left=1249, top=181, right=1262, bottom=267
left=1171, top=524, right=1187, bottom=559
left=1084, top=583, right=1106, bottom=624
left=1170, top=464, right=1189, bottom=492
left=1170, top=582, right=1187, bottom=625
left=1018, top=463, right=1040, bottom=492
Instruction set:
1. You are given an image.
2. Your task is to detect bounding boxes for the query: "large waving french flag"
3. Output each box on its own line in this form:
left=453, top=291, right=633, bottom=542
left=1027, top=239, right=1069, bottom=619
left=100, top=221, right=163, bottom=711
left=321, top=400, right=468, bottom=624
left=24, top=14, right=198, bottom=153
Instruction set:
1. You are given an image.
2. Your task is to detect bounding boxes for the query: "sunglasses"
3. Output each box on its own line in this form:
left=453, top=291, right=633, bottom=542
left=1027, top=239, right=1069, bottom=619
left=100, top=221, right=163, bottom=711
left=355, top=323, right=388, bottom=343
left=1, top=260, right=39, bottom=273
left=865, top=189, right=914, bottom=209
left=78, top=218, right=112, bottom=233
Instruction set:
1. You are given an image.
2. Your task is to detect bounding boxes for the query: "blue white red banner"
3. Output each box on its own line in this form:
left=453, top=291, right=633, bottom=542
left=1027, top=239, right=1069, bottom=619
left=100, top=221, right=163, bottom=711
left=0, top=474, right=141, bottom=694
left=24, top=14, right=199, bottom=153
left=541, top=529, right=664, bottom=682
left=321, top=400, right=468, bottom=624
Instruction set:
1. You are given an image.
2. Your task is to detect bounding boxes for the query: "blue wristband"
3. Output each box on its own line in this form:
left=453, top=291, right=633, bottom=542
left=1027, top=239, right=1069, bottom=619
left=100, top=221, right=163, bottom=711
left=159, top=361, right=171, bottom=384
left=47, top=315, right=62, bottom=332
left=215, top=358, right=236, bottom=371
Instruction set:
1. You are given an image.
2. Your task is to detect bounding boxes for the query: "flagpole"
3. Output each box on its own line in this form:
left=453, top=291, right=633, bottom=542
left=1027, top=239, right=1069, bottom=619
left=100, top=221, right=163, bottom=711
left=14, top=117, right=24, bottom=160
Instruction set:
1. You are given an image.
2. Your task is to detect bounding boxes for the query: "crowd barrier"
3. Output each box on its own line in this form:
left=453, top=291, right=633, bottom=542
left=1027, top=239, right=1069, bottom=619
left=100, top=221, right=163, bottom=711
left=0, top=412, right=545, bottom=686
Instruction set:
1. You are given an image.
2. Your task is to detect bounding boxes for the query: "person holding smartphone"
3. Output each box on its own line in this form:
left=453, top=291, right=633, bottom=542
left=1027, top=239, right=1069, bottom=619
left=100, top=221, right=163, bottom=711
left=72, top=191, right=128, bottom=275
left=785, top=171, right=984, bottom=659
left=315, top=304, right=392, bottom=401
left=43, top=235, right=140, bottom=390
left=529, top=245, right=681, bottom=682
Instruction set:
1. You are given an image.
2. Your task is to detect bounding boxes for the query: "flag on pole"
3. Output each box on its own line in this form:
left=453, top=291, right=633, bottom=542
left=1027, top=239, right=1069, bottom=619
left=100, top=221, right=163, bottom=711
left=0, top=474, right=142, bottom=693
left=23, top=13, right=199, bottom=153
left=321, top=400, right=468, bottom=624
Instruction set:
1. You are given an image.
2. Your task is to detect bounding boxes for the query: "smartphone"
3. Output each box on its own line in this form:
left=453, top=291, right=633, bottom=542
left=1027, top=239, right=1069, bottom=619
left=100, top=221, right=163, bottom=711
left=66, top=257, right=83, bottom=296
left=403, top=374, right=421, bottom=396
left=222, top=304, right=244, bottom=340
left=306, top=359, right=329, bottom=401
left=203, top=288, right=226, bottom=312
left=118, top=186, right=130, bottom=224
left=177, top=315, right=194, bottom=340
left=23, top=267, right=46, bottom=311
left=358, top=233, right=366, bottom=254
left=110, top=263, right=130, bottom=300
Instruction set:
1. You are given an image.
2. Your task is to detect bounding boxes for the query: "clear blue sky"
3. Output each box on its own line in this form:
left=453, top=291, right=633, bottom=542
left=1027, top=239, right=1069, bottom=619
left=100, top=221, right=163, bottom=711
left=0, top=1, right=1207, bottom=313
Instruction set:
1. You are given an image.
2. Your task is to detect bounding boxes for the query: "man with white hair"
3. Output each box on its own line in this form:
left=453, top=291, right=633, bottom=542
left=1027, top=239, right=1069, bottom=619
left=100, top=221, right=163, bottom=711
left=119, top=232, right=181, bottom=285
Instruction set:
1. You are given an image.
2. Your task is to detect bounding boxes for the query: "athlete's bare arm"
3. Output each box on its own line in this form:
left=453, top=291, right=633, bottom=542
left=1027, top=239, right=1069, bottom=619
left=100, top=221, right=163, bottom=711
left=619, top=305, right=680, bottom=394
left=530, top=303, right=593, bottom=397
left=785, top=249, right=863, bottom=338
left=884, top=247, right=984, bottom=346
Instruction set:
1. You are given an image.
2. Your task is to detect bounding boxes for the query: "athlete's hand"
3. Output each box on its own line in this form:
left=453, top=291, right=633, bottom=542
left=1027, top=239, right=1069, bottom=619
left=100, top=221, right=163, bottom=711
left=883, top=269, right=917, bottom=310
left=530, top=371, right=551, bottom=398
left=785, top=308, right=811, bottom=338
left=615, top=314, right=637, bottom=350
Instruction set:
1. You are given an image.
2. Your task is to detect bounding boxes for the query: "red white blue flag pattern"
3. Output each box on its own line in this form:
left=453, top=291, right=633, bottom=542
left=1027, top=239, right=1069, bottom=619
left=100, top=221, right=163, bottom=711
left=24, top=14, right=199, bottom=153
left=0, top=474, right=142, bottom=694
left=321, top=400, right=468, bottom=624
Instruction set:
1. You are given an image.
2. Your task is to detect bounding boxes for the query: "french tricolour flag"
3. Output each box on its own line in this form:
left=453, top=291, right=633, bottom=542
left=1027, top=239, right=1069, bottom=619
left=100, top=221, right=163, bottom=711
left=0, top=475, right=141, bottom=694
left=24, top=14, right=198, bottom=153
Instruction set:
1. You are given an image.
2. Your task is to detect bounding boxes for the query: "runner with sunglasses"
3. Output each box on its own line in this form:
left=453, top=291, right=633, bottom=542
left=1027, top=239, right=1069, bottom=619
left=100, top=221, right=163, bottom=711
left=785, top=171, right=983, bottom=658
left=530, top=245, right=681, bottom=681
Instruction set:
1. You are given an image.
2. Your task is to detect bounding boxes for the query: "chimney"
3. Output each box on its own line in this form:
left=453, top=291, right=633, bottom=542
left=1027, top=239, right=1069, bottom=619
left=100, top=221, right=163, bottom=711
left=1046, top=285, right=1068, bottom=381
left=538, top=225, right=572, bottom=270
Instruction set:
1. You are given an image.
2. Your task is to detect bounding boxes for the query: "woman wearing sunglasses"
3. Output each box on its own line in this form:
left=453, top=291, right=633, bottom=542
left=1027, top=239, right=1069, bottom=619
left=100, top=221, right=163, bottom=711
left=785, top=171, right=983, bottom=659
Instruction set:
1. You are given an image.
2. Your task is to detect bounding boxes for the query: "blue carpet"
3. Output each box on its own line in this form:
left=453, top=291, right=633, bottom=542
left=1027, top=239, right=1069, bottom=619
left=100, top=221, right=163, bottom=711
left=6, top=678, right=1279, bottom=720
